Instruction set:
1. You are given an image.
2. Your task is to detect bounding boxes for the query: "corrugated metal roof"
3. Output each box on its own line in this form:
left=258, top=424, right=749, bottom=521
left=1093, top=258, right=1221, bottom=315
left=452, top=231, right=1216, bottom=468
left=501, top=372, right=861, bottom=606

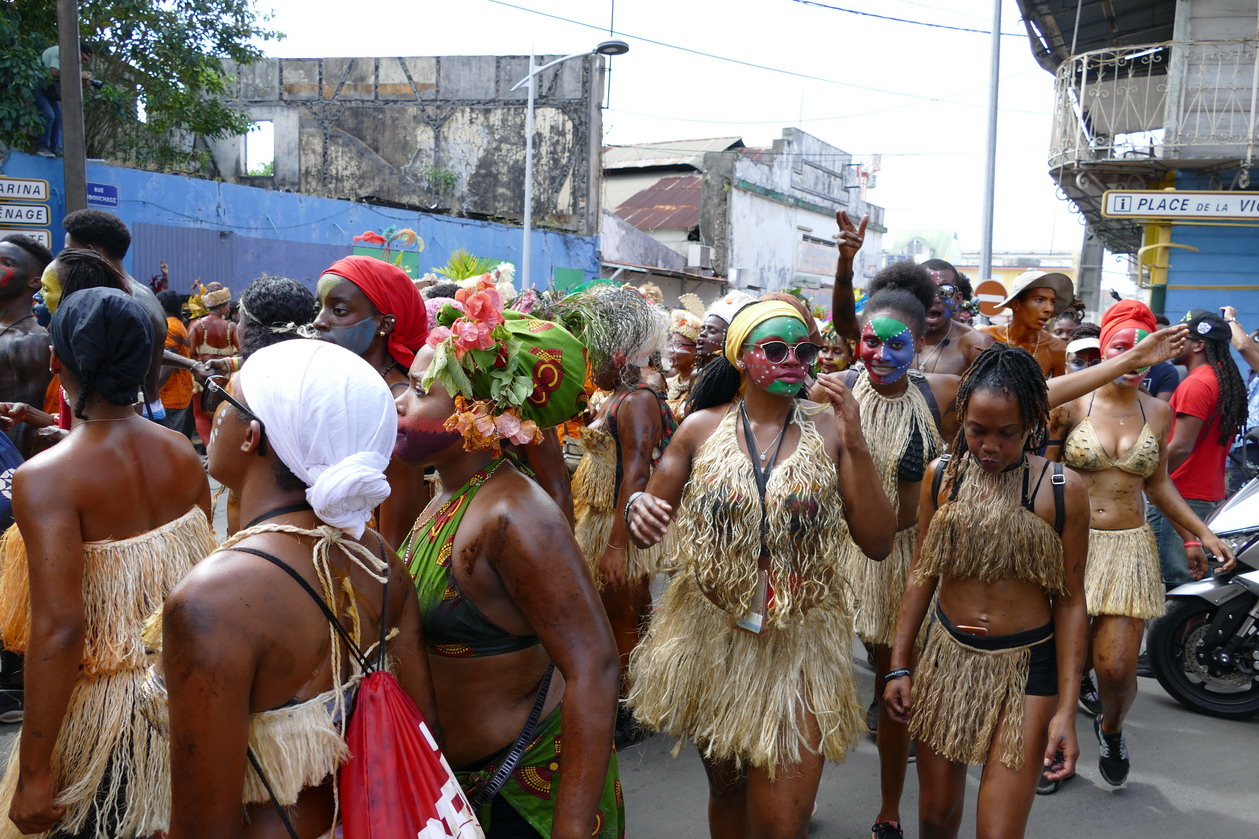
left=613, top=175, right=702, bottom=231
left=1017, top=0, right=1175, bottom=71
left=604, top=137, right=744, bottom=171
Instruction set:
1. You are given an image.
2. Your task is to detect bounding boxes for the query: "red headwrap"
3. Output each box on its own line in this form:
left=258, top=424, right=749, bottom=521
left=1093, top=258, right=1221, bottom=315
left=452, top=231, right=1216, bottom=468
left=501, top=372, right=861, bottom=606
left=323, top=256, right=428, bottom=369
left=1100, top=299, right=1157, bottom=351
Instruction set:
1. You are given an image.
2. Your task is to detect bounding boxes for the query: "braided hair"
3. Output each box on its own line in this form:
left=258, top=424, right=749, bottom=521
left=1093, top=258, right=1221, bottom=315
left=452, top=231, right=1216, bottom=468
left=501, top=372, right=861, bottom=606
left=1204, top=339, right=1248, bottom=444
left=941, top=343, right=1051, bottom=492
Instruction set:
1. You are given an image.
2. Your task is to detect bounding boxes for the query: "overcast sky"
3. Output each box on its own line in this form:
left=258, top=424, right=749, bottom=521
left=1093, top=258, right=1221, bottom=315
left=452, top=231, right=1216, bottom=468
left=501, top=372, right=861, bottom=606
left=251, top=0, right=1092, bottom=259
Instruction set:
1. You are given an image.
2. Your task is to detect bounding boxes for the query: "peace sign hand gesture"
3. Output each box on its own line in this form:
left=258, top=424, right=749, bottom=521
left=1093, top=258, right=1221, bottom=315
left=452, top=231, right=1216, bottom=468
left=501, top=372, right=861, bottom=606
left=836, top=211, right=869, bottom=263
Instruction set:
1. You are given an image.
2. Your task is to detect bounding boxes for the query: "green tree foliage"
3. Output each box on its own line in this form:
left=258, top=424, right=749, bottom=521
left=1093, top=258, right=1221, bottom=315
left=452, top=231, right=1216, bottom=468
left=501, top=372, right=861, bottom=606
left=2, top=0, right=281, bottom=173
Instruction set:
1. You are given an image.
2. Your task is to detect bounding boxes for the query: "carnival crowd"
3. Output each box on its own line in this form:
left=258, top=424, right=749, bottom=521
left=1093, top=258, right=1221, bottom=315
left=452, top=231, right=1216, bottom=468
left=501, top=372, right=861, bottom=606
left=0, top=206, right=1248, bottom=839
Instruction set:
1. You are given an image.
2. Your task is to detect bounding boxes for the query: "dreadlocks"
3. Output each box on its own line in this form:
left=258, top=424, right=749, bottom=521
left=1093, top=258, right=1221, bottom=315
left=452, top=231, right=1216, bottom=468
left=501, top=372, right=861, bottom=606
left=942, top=343, right=1051, bottom=492
left=1204, top=339, right=1248, bottom=445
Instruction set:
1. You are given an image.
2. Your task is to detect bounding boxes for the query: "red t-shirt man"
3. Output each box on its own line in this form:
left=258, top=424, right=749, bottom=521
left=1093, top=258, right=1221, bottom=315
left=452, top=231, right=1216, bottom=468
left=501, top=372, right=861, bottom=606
left=1169, top=364, right=1228, bottom=501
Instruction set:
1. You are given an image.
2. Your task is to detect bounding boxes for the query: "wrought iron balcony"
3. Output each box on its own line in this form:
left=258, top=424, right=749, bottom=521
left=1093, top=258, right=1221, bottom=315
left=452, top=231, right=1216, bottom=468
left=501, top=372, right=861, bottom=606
left=1047, top=39, right=1259, bottom=253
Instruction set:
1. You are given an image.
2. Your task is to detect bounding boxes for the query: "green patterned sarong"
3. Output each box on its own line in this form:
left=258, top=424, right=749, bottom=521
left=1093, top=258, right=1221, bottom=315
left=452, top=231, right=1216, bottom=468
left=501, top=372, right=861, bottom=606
left=456, top=704, right=624, bottom=838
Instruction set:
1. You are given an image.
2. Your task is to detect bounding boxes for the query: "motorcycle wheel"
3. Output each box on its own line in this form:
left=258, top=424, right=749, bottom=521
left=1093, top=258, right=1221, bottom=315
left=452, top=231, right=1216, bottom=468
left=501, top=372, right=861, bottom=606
left=1148, top=598, right=1259, bottom=719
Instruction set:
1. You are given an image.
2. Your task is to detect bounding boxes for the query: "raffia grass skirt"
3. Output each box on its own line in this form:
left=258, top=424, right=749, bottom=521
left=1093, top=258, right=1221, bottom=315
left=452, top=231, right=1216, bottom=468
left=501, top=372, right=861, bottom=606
left=909, top=618, right=1041, bottom=771
left=1085, top=525, right=1166, bottom=620
left=0, top=667, right=169, bottom=839
left=574, top=507, right=674, bottom=583
left=626, top=574, right=864, bottom=774
left=845, top=524, right=917, bottom=647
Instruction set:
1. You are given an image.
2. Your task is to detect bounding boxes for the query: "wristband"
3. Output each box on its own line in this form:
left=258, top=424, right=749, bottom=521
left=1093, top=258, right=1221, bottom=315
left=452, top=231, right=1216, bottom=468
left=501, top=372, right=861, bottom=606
left=884, top=668, right=912, bottom=681
left=1183, top=540, right=1202, bottom=548
left=623, top=491, right=645, bottom=526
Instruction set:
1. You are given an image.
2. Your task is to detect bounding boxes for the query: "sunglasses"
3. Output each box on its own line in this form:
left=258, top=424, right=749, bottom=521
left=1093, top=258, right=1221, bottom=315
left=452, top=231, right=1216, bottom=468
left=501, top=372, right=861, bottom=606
left=204, top=377, right=268, bottom=456
left=753, top=340, right=820, bottom=366
left=935, top=283, right=958, bottom=299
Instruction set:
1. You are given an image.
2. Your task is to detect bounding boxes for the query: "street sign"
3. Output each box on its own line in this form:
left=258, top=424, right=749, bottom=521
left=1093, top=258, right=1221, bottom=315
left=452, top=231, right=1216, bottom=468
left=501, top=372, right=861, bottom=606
left=86, top=182, right=119, bottom=209
left=976, top=279, right=1008, bottom=317
left=0, top=204, right=49, bottom=226
left=1102, top=189, right=1259, bottom=220
left=0, top=177, right=49, bottom=202
left=0, top=229, right=51, bottom=248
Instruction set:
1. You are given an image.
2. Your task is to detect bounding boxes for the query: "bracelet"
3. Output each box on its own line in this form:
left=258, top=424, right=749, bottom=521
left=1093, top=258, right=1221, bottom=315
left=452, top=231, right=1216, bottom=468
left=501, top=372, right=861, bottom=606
left=884, top=668, right=912, bottom=681
left=1183, top=540, right=1202, bottom=548
left=623, top=491, right=645, bottom=526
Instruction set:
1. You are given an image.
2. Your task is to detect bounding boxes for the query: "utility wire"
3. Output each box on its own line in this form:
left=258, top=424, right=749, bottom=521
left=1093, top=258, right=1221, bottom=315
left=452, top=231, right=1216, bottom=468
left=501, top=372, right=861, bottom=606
left=606, top=142, right=984, bottom=158
left=480, top=0, right=1016, bottom=106
left=789, top=0, right=1026, bottom=37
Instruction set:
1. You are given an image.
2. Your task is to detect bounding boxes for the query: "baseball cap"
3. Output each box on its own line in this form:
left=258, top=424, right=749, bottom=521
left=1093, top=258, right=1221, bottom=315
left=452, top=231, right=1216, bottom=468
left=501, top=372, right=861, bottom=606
left=1181, top=310, right=1231, bottom=343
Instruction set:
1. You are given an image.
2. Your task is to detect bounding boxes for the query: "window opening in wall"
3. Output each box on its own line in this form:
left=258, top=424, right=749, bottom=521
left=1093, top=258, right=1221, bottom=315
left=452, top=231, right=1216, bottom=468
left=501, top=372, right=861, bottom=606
left=245, top=121, right=274, bottom=176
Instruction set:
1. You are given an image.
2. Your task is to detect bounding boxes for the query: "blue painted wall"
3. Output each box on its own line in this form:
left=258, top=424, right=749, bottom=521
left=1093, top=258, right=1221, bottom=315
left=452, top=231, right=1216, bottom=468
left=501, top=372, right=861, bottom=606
left=1163, top=170, right=1259, bottom=335
left=0, top=152, right=599, bottom=295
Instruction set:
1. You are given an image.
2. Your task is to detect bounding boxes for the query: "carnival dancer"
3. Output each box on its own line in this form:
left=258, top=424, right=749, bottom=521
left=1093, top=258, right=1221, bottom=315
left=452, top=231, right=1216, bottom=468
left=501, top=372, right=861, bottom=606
left=0, top=288, right=215, bottom=838
left=817, top=317, right=852, bottom=374
left=626, top=300, right=895, bottom=839
left=885, top=344, right=1089, bottom=839
left=571, top=284, right=673, bottom=744
left=834, top=285, right=956, bottom=839
left=155, top=339, right=441, bottom=839
left=666, top=307, right=702, bottom=420
left=396, top=281, right=623, bottom=837
left=694, top=290, right=754, bottom=370
left=1043, top=300, right=1234, bottom=793
left=977, top=271, right=1074, bottom=378
left=313, top=256, right=430, bottom=549
left=189, top=282, right=240, bottom=444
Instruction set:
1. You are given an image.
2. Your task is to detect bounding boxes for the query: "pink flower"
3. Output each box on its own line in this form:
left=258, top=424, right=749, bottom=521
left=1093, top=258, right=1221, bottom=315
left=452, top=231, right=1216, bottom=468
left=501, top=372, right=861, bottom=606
left=472, top=412, right=496, bottom=438
left=511, top=419, right=541, bottom=445
left=462, top=290, right=504, bottom=328
left=451, top=319, right=496, bottom=357
left=426, top=325, right=452, bottom=348
left=494, top=413, right=521, bottom=440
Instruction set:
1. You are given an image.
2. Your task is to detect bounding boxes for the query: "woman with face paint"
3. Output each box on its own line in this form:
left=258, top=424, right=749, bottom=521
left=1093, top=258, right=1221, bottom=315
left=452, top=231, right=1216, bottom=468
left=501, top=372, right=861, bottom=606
left=827, top=287, right=960, bottom=839
left=394, top=293, right=623, bottom=837
left=1042, top=300, right=1233, bottom=794
left=693, top=291, right=754, bottom=370
left=626, top=300, right=895, bottom=839
left=884, top=344, right=1090, bottom=839
left=817, top=318, right=853, bottom=375
left=313, top=256, right=430, bottom=550
left=665, top=308, right=701, bottom=420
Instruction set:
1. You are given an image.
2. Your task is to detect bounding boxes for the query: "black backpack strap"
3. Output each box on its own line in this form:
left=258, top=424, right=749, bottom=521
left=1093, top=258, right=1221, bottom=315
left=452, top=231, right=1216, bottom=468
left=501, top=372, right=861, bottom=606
left=930, top=454, right=952, bottom=508
left=1051, top=462, right=1067, bottom=534
left=228, top=545, right=374, bottom=673
left=912, top=372, right=942, bottom=430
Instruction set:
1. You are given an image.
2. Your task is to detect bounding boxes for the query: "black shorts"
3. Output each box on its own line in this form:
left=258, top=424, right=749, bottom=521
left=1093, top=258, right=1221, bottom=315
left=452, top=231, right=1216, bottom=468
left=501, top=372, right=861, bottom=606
left=937, top=607, right=1058, bottom=696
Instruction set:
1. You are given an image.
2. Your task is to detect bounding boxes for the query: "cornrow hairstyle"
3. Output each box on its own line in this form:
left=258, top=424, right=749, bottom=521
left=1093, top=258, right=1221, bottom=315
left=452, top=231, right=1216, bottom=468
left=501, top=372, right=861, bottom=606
left=941, top=343, right=1051, bottom=494
left=867, top=261, right=936, bottom=315
left=1203, top=339, right=1248, bottom=445
left=1071, top=321, right=1100, bottom=340
left=864, top=288, right=927, bottom=336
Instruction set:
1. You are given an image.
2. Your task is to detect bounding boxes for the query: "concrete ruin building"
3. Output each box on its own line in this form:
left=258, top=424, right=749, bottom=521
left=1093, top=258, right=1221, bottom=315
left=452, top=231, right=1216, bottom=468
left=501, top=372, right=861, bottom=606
left=208, top=54, right=606, bottom=236
left=602, top=129, right=886, bottom=303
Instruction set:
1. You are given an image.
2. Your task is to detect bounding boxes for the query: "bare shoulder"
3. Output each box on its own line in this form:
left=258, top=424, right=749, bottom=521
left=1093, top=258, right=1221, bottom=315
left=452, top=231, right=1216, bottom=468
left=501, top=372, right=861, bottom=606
left=969, top=324, right=997, bottom=345
left=924, top=372, right=959, bottom=399
left=1140, top=390, right=1173, bottom=428
left=480, top=465, right=573, bottom=543
left=672, top=405, right=728, bottom=446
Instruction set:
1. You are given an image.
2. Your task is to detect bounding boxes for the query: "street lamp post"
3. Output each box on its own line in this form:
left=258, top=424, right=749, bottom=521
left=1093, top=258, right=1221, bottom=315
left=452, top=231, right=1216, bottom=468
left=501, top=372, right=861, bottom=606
left=510, top=40, right=628, bottom=288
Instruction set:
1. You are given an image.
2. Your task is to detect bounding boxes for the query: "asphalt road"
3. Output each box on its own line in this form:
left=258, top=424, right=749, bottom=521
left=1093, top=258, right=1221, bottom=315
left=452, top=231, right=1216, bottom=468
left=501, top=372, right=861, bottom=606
left=617, top=647, right=1259, bottom=838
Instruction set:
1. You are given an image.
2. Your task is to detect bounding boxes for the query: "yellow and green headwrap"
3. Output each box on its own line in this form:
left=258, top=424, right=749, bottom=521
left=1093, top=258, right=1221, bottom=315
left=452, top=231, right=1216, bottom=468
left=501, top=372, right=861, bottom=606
left=724, top=300, right=806, bottom=365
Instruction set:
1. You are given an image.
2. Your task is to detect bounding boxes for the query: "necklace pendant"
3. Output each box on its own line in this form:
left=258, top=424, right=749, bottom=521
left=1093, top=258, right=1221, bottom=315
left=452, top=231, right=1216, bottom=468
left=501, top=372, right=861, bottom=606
left=759, top=453, right=767, bottom=461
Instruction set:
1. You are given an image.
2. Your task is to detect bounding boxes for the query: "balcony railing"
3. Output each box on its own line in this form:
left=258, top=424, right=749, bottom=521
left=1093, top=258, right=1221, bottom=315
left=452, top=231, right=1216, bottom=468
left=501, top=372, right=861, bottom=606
left=1049, top=39, right=1259, bottom=171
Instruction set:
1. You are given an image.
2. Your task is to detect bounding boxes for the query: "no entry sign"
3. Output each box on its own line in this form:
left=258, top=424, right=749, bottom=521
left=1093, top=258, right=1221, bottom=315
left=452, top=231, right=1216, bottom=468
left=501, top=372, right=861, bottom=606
left=976, top=279, right=1008, bottom=317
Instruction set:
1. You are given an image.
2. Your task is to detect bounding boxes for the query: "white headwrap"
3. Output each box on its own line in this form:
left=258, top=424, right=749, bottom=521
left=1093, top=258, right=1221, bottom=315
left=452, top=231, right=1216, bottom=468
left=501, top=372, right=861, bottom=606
left=705, top=290, right=755, bottom=325
left=235, top=340, right=396, bottom=538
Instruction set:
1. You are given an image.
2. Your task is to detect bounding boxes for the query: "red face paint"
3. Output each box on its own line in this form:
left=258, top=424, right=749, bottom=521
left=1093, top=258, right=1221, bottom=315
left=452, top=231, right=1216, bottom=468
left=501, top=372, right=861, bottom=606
left=394, top=376, right=463, bottom=465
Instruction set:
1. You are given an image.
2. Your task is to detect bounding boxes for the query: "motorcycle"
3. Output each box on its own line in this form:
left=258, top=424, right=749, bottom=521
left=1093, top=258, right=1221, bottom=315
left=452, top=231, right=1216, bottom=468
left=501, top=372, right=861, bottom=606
left=1148, top=476, right=1259, bottom=718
